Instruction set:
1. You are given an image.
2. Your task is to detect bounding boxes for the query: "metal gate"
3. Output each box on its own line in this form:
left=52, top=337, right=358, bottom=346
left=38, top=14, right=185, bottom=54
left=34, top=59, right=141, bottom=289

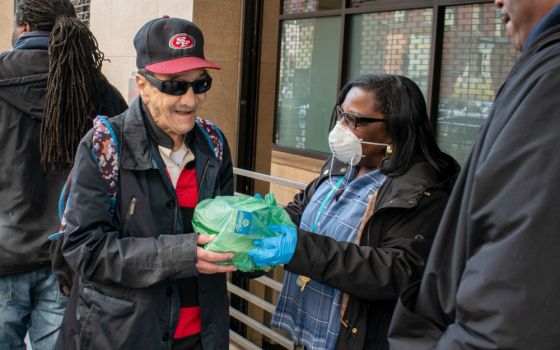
left=228, top=168, right=306, bottom=350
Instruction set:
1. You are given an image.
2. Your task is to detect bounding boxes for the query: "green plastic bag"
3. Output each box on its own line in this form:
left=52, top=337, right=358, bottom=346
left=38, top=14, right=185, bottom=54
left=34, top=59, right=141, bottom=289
left=192, top=193, right=295, bottom=271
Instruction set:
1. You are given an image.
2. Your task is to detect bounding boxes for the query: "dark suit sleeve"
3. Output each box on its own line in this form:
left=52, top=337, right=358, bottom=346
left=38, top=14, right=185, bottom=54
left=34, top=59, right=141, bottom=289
left=429, top=68, right=560, bottom=350
left=390, top=66, right=560, bottom=350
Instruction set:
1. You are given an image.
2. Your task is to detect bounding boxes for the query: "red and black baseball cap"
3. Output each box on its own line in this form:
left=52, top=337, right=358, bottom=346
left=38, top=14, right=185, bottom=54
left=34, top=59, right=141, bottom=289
left=134, top=16, right=220, bottom=74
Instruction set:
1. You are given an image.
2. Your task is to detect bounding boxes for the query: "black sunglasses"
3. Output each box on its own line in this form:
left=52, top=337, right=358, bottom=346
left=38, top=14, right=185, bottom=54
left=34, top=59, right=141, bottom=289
left=335, top=105, right=386, bottom=129
left=142, top=72, right=212, bottom=96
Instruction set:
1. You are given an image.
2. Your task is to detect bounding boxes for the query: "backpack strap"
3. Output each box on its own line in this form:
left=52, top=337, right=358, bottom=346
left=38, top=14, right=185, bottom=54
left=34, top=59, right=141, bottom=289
left=49, top=115, right=120, bottom=240
left=91, top=115, right=120, bottom=214
left=195, top=117, right=224, bottom=162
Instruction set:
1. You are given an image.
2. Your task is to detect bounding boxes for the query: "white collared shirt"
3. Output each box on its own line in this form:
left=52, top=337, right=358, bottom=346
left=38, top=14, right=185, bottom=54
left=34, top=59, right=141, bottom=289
left=158, top=143, right=195, bottom=188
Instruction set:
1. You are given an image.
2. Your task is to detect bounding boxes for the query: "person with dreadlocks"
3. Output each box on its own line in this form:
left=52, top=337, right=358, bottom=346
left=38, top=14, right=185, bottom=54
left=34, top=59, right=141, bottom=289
left=0, top=0, right=127, bottom=348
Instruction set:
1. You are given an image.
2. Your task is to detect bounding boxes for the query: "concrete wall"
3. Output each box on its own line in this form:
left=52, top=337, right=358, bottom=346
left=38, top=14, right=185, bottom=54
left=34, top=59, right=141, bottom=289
left=0, top=0, right=14, bottom=51
left=89, top=0, right=194, bottom=103
left=193, top=0, right=243, bottom=165
left=1, top=1, right=194, bottom=93
left=252, top=0, right=280, bottom=197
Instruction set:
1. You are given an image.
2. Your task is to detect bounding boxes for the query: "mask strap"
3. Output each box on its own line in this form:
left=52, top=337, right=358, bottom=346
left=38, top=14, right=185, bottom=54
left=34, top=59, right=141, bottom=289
left=328, top=157, right=352, bottom=191
left=359, top=140, right=389, bottom=159
left=338, top=161, right=353, bottom=191
left=360, top=140, right=389, bottom=147
left=328, top=157, right=336, bottom=186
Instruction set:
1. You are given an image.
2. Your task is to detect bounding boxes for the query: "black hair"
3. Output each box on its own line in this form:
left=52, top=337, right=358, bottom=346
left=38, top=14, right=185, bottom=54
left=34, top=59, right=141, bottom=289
left=15, top=0, right=106, bottom=169
left=333, top=73, right=454, bottom=177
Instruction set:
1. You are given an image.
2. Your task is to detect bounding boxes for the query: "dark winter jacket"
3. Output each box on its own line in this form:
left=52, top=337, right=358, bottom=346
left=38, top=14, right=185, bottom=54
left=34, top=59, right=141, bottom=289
left=388, top=22, right=560, bottom=350
left=56, top=98, right=234, bottom=349
left=0, top=47, right=127, bottom=276
left=283, top=156, right=459, bottom=350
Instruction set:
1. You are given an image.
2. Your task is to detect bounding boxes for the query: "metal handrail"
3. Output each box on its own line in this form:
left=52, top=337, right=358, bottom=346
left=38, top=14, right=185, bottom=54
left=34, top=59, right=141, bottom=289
left=227, top=282, right=276, bottom=313
left=233, top=167, right=307, bottom=190
left=254, top=275, right=283, bottom=292
left=230, top=330, right=262, bottom=350
left=229, top=308, right=294, bottom=350
left=228, top=167, right=304, bottom=349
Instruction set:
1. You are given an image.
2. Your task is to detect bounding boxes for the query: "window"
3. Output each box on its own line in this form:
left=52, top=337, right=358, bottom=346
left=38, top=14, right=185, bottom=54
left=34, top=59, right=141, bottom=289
left=273, top=1, right=517, bottom=163
left=275, top=17, right=341, bottom=152
left=71, top=0, right=90, bottom=26
left=437, top=4, right=518, bottom=163
left=12, top=1, right=90, bottom=26
left=348, top=8, right=433, bottom=98
left=283, top=0, right=341, bottom=15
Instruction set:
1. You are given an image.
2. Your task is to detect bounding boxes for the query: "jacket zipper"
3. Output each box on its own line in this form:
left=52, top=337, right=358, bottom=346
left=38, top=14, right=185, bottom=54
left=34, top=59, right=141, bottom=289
left=171, top=200, right=177, bottom=235
left=122, top=196, right=136, bottom=234
left=168, top=286, right=173, bottom=349
left=197, top=160, right=210, bottom=202
left=366, top=219, right=371, bottom=246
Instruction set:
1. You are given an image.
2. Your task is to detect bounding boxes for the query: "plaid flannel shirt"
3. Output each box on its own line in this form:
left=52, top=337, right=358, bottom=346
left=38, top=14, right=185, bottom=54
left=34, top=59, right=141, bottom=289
left=271, top=169, right=386, bottom=350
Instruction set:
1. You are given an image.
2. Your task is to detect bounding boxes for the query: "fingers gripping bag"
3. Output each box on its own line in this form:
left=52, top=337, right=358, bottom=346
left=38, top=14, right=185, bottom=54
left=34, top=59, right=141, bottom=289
left=192, top=193, right=295, bottom=271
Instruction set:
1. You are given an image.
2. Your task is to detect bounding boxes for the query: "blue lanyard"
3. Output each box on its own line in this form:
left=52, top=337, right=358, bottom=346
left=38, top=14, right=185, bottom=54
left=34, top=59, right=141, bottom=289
left=311, top=176, right=346, bottom=233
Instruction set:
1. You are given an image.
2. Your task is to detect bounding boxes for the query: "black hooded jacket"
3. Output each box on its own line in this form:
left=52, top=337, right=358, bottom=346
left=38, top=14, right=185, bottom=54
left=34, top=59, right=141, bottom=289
left=0, top=47, right=127, bottom=276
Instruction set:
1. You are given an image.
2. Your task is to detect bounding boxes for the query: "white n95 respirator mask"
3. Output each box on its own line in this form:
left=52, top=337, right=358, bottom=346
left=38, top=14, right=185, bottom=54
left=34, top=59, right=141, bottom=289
left=328, top=121, right=389, bottom=166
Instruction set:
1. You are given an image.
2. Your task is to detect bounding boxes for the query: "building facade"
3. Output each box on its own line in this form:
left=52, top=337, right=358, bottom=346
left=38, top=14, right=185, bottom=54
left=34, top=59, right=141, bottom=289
left=1, top=0, right=514, bottom=203
left=0, top=1, right=518, bottom=347
left=265, top=0, right=517, bottom=203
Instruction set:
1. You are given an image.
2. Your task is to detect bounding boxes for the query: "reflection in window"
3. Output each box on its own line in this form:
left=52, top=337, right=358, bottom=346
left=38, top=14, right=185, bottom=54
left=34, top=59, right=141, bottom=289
left=347, top=9, right=433, bottom=97
left=275, top=18, right=341, bottom=152
left=283, top=0, right=341, bottom=15
left=437, top=4, right=518, bottom=164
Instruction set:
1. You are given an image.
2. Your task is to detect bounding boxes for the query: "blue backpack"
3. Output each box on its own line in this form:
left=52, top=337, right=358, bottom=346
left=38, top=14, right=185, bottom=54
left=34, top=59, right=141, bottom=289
left=49, top=115, right=224, bottom=295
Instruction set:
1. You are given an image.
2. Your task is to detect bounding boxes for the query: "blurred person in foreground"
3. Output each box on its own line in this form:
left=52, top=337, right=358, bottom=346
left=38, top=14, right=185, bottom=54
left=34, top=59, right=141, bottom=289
left=249, top=74, right=459, bottom=350
left=388, top=1, right=560, bottom=349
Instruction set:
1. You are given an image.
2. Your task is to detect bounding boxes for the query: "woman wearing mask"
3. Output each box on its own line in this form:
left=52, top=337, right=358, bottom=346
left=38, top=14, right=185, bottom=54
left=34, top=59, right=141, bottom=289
left=249, top=74, right=459, bottom=350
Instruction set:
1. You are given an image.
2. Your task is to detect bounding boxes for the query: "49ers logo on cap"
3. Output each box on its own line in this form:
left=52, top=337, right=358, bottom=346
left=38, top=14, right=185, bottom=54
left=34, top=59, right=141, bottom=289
left=169, top=33, right=195, bottom=49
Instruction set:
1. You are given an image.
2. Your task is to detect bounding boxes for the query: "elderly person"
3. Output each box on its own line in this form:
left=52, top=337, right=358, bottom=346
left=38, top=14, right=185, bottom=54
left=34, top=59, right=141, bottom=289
left=249, top=74, right=459, bottom=350
left=56, top=17, right=236, bottom=349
